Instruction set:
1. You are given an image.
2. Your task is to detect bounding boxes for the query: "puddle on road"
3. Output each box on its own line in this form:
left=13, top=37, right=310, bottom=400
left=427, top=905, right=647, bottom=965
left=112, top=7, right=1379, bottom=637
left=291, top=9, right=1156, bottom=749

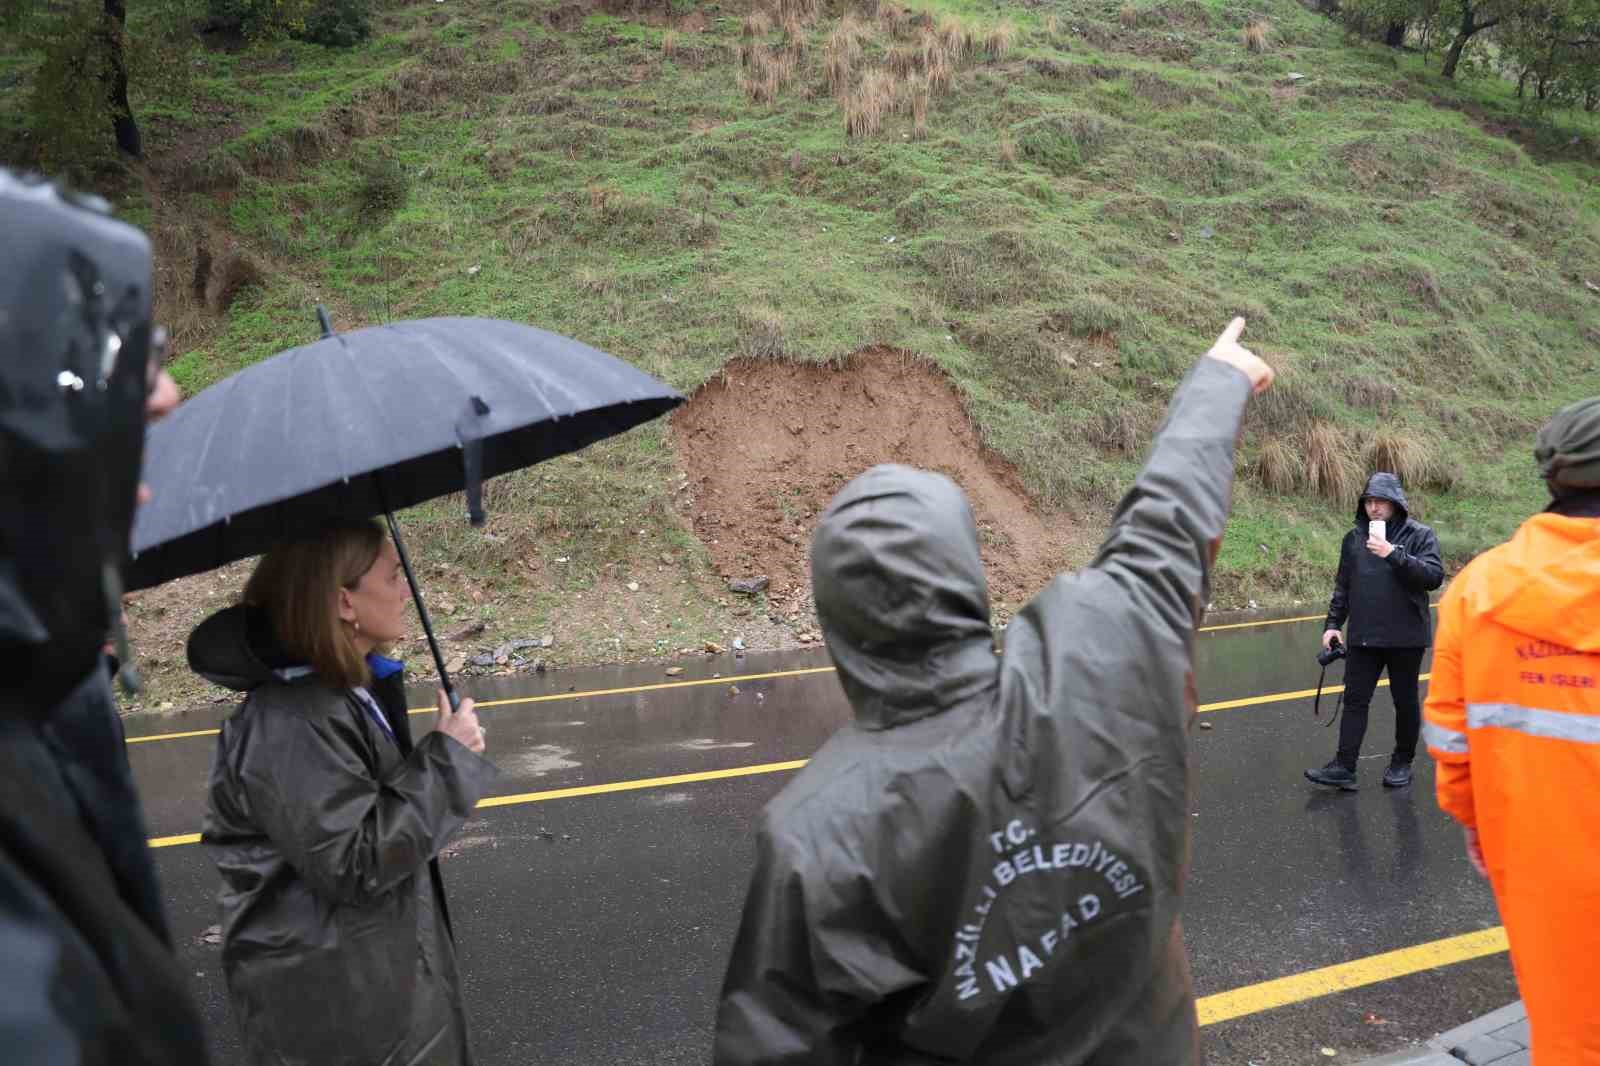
left=677, top=738, right=755, bottom=751
left=499, top=745, right=581, bottom=775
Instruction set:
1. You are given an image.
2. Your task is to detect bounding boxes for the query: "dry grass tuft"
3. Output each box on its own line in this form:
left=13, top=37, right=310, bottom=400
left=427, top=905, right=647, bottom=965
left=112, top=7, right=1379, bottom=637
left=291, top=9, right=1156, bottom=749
left=1243, top=19, right=1269, bottom=52
left=889, top=43, right=921, bottom=76
left=743, top=11, right=772, bottom=38
left=846, top=69, right=898, bottom=137
left=1120, top=5, right=1140, bottom=28
left=998, top=130, right=1017, bottom=166
left=781, top=12, right=806, bottom=48
left=1363, top=432, right=1457, bottom=491
left=937, top=15, right=972, bottom=60
left=738, top=306, right=787, bottom=358
left=878, top=2, right=908, bottom=38
left=1303, top=421, right=1360, bottom=503
left=824, top=27, right=860, bottom=95
left=1256, top=436, right=1303, bottom=495
left=776, top=0, right=818, bottom=26
left=983, top=19, right=1017, bottom=60
left=662, top=30, right=679, bottom=57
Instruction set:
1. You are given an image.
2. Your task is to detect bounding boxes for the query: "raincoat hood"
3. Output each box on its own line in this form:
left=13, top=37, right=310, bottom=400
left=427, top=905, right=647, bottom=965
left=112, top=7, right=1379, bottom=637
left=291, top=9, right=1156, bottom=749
left=1465, top=513, right=1600, bottom=653
left=810, top=465, right=998, bottom=730
left=0, top=169, right=156, bottom=713
left=1356, top=472, right=1411, bottom=528
left=187, top=604, right=308, bottom=692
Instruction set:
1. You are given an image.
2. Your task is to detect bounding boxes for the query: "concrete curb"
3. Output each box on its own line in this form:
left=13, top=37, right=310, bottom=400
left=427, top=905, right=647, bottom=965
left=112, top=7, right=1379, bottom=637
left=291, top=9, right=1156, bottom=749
left=1355, top=1002, right=1528, bottom=1066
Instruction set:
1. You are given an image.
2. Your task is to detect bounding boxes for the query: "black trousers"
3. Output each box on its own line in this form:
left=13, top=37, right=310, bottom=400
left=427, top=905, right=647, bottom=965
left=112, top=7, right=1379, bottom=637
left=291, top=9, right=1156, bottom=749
left=1335, top=646, right=1426, bottom=772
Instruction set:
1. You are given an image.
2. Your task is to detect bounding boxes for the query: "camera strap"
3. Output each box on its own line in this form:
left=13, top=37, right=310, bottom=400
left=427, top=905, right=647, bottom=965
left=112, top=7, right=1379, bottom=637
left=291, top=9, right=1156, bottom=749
left=1313, top=664, right=1344, bottom=728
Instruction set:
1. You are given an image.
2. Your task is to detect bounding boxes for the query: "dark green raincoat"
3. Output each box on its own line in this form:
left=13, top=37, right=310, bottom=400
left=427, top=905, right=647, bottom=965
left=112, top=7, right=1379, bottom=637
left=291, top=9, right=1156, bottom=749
left=714, top=358, right=1253, bottom=1065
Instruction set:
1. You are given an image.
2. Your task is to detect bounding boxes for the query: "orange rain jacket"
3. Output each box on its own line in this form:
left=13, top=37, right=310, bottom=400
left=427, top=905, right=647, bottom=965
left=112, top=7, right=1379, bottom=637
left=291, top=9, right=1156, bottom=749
left=1424, top=512, right=1600, bottom=1065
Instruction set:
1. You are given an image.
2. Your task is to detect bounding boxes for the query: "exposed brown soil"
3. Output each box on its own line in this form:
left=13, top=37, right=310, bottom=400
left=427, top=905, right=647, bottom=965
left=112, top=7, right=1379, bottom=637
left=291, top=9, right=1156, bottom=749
left=673, top=348, right=1084, bottom=616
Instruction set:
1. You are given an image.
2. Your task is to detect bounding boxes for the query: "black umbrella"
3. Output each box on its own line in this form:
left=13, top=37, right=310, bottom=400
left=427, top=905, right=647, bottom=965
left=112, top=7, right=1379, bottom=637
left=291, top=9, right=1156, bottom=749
left=129, top=311, right=682, bottom=704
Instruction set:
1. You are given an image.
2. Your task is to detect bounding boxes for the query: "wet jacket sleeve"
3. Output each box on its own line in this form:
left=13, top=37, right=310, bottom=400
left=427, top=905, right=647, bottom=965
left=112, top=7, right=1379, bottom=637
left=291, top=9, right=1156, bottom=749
left=714, top=826, right=920, bottom=1066
left=237, top=707, right=496, bottom=905
left=1324, top=535, right=1352, bottom=633
left=1084, top=357, right=1252, bottom=639
left=1386, top=526, right=1444, bottom=592
left=1424, top=584, right=1475, bottom=828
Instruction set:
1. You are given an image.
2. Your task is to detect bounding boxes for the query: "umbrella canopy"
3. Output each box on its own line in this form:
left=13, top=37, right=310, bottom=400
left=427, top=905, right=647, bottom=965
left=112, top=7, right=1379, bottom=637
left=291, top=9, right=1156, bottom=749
left=128, top=316, right=681, bottom=590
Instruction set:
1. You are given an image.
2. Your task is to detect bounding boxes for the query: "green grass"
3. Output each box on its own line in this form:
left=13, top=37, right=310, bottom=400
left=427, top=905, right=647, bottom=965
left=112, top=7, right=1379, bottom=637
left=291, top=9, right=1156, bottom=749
left=7, top=0, right=1597, bottom=705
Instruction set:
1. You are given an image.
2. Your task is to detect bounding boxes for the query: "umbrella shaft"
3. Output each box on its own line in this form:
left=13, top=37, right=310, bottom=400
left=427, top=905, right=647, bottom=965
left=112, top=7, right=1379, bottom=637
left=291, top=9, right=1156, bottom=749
left=383, top=508, right=458, bottom=711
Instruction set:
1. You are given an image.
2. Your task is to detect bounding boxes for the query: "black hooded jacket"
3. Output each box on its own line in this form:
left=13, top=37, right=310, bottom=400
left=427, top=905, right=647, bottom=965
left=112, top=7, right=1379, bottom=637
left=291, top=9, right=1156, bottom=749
left=0, top=170, right=209, bottom=1066
left=713, top=359, right=1253, bottom=1065
left=1323, top=473, right=1444, bottom=649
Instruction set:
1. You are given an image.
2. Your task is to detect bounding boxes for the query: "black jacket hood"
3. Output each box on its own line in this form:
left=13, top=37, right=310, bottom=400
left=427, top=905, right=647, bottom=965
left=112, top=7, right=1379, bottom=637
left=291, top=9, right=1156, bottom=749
left=1356, top=472, right=1411, bottom=528
left=187, top=604, right=308, bottom=692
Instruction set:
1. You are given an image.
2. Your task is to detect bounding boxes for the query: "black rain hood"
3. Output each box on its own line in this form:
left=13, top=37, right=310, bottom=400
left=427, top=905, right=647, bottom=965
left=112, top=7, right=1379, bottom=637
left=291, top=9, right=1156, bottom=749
left=1356, top=471, right=1411, bottom=528
left=811, top=465, right=998, bottom=730
left=188, top=603, right=309, bottom=692
left=0, top=169, right=155, bottom=712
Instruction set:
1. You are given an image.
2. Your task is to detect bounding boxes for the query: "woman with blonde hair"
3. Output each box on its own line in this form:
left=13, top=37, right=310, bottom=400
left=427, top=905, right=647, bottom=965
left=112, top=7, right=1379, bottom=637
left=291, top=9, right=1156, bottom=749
left=190, top=519, right=495, bottom=1066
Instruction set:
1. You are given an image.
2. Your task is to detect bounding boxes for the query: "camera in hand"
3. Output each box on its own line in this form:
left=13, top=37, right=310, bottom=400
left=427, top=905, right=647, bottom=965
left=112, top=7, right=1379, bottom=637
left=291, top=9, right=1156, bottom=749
left=1317, top=635, right=1345, bottom=667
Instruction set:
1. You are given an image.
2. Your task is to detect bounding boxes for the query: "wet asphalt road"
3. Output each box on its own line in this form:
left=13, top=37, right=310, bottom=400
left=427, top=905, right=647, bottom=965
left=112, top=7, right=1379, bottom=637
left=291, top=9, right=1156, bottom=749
left=127, top=611, right=1515, bottom=1065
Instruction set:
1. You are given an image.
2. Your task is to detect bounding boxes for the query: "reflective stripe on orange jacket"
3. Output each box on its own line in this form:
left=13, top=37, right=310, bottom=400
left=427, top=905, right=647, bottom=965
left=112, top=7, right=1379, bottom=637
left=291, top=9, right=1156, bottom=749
left=1425, top=512, right=1600, bottom=1065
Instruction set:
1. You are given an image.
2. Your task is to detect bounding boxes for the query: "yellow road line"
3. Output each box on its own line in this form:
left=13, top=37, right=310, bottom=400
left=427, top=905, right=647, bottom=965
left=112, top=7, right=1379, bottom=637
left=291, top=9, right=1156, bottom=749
left=1199, top=602, right=1435, bottom=635
left=126, top=611, right=1439, bottom=747
left=1197, top=926, right=1510, bottom=1025
left=124, top=666, right=840, bottom=745
left=144, top=671, right=1435, bottom=849
left=1200, top=613, right=1325, bottom=632
left=128, top=666, right=1432, bottom=747
left=476, top=760, right=810, bottom=809
left=410, top=666, right=839, bottom=716
left=1200, top=675, right=1430, bottom=713
left=126, top=728, right=227, bottom=745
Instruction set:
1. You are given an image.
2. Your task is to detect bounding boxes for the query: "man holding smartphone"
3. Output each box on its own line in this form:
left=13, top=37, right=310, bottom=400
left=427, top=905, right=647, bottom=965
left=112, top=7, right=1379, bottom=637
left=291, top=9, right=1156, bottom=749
left=1306, top=472, right=1444, bottom=791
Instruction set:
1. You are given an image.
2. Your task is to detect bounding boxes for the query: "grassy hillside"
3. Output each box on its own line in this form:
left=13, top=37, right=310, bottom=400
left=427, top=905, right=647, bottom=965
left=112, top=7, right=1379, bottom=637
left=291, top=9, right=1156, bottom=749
left=6, top=0, right=1597, bottom=708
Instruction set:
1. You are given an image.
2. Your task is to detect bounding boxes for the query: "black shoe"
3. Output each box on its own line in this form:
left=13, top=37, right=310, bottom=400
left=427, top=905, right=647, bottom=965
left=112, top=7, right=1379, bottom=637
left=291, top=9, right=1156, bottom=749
left=1305, top=761, right=1358, bottom=790
left=1382, top=759, right=1413, bottom=788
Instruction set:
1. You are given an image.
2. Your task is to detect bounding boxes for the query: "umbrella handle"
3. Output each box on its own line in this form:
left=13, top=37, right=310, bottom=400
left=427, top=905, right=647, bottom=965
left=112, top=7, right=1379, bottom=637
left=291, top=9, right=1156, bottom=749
left=382, top=507, right=460, bottom=711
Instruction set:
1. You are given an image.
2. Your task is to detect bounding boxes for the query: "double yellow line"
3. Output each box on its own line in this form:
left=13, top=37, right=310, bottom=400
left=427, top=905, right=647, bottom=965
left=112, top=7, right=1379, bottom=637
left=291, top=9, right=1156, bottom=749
left=145, top=670, right=1429, bottom=847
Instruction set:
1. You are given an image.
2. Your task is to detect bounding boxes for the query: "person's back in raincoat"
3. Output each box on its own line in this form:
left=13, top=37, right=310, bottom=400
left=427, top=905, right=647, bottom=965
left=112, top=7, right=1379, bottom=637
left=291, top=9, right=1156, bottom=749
left=193, top=522, right=496, bottom=1066
left=0, top=169, right=210, bottom=1065
left=1424, top=397, right=1600, bottom=1064
left=713, top=322, right=1273, bottom=1065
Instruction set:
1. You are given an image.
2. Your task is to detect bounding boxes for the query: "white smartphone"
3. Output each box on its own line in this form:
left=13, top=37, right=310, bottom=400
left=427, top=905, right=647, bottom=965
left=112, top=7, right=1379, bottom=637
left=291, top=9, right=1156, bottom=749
left=1370, top=519, right=1386, bottom=543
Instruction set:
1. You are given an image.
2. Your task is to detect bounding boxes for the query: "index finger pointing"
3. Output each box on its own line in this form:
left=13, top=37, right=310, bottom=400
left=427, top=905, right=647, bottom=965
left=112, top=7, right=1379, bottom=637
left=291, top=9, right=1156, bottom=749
left=1220, top=316, right=1246, bottom=345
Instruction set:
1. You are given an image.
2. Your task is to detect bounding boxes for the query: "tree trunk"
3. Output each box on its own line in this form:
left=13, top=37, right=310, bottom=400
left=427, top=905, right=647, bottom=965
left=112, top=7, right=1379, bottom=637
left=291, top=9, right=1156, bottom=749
left=1517, top=68, right=1529, bottom=97
left=101, top=0, right=141, bottom=158
left=1385, top=21, right=1407, bottom=48
left=1441, top=3, right=1475, bottom=77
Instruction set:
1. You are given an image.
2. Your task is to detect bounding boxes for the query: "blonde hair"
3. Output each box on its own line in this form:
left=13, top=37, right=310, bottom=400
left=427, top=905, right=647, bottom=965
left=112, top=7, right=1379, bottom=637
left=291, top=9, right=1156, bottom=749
left=243, top=520, right=385, bottom=689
